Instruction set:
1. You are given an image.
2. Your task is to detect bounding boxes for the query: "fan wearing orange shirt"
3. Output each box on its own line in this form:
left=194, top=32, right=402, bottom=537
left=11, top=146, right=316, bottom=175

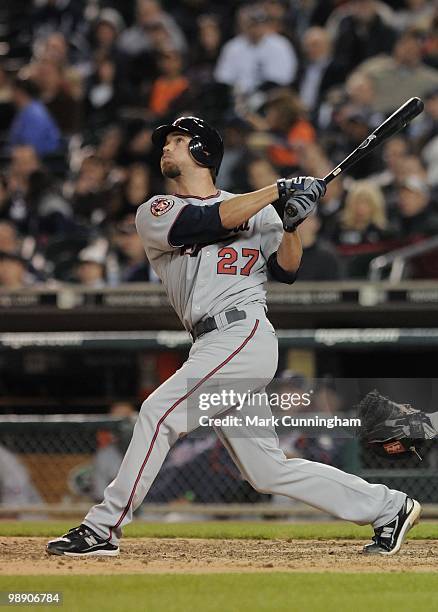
left=149, top=50, right=189, bottom=117
left=248, top=90, right=316, bottom=170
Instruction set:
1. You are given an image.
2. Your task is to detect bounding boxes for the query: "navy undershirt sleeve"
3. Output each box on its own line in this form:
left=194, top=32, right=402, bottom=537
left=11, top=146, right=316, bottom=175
left=168, top=202, right=230, bottom=247
left=267, top=251, right=297, bottom=284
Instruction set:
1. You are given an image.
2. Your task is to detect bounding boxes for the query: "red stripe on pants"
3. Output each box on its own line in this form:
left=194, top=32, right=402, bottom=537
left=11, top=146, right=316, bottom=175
left=109, top=319, right=260, bottom=538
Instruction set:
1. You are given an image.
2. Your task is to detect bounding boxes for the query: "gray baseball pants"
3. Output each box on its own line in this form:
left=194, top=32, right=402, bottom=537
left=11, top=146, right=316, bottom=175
left=84, top=305, right=406, bottom=544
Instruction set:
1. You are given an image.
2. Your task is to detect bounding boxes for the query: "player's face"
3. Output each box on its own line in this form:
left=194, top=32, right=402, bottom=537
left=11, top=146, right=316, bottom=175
left=160, top=132, right=193, bottom=179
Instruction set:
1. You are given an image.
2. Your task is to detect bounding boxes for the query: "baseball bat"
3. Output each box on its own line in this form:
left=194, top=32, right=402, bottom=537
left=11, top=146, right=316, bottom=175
left=285, top=97, right=424, bottom=218
left=323, top=97, right=424, bottom=184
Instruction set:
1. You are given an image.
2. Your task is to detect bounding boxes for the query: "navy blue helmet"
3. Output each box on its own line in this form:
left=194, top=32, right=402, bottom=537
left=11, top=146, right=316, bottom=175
left=152, top=116, right=224, bottom=174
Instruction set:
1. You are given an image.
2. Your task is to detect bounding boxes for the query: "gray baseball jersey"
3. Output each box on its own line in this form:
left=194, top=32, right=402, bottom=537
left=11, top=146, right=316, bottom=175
left=135, top=190, right=283, bottom=331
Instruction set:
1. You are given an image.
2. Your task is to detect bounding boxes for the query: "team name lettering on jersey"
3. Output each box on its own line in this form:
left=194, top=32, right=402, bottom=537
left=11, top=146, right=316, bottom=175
left=232, top=221, right=250, bottom=232
left=181, top=244, right=202, bottom=256
left=180, top=224, right=251, bottom=258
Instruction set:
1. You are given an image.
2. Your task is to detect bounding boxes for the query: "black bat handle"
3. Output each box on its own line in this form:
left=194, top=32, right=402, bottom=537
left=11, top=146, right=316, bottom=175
left=324, top=167, right=342, bottom=185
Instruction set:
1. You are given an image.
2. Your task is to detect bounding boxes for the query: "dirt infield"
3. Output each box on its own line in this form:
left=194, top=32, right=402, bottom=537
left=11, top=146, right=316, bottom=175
left=1, top=537, right=437, bottom=574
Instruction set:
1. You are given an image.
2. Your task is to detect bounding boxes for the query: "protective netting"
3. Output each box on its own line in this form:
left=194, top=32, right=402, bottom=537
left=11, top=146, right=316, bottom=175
left=1, top=414, right=436, bottom=512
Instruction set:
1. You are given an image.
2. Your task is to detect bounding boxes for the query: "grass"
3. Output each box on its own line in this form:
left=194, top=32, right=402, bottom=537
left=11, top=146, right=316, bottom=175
left=1, top=521, right=436, bottom=611
left=0, top=573, right=437, bottom=612
left=0, top=520, right=437, bottom=540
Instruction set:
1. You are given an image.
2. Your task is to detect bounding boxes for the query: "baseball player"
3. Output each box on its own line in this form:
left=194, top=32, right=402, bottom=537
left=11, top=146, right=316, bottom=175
left=47, top=117, right=420, bottom=558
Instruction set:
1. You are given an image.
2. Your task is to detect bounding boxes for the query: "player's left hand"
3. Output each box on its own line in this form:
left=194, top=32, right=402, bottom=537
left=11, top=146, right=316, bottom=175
left=278, top=176, right=326, bottom=232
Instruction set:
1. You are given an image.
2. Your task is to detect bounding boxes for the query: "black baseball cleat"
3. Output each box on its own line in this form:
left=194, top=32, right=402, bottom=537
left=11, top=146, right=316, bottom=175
left=46, top=524, right=119, bottom=557
left=362, top=497, right=421, bottom=556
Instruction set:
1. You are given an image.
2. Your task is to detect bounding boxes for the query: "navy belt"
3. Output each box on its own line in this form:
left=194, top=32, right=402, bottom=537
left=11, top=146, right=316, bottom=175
left=191, top=308, right=247, bottom=341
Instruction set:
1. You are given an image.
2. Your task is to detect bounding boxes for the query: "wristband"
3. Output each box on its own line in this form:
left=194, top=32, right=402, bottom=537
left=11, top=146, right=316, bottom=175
left=277, top=178, right=288, bottom=200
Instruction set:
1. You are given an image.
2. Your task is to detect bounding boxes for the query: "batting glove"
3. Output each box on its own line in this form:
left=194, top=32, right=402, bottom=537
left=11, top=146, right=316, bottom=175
left=277, top=176, right=326, bottom=232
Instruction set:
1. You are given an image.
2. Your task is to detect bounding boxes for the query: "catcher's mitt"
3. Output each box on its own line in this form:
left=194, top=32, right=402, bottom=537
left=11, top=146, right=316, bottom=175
left=356, top=390, right=438, bottom=461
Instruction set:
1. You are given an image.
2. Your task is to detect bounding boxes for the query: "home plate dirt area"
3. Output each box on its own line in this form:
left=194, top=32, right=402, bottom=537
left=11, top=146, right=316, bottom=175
left=0, top=537, right=437, bottom=575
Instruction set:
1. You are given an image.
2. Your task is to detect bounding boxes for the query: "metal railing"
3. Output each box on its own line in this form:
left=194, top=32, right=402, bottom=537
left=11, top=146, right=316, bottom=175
left=368, top=235, right=438, bottom=282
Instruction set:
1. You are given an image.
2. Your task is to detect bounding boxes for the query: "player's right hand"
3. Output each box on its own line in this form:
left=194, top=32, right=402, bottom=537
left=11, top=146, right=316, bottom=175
left=278, top=176, right=326, bottom=232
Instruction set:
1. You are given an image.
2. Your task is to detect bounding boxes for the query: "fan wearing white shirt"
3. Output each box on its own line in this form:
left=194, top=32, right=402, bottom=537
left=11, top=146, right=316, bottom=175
left=297, top=27, right=347, bottom=116
left=214, top=6, right=297, bottom=95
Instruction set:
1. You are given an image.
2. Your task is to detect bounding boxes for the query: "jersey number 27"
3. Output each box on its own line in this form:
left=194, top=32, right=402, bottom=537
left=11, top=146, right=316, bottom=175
left=217, top=247, right=260, bottom=276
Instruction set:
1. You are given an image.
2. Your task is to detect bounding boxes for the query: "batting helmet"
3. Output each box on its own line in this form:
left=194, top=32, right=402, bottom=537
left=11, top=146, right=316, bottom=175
left=152, top=116, right=224, bottom=174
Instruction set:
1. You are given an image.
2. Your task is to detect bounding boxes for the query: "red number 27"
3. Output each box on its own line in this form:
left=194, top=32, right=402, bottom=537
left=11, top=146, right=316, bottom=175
left=217, top=247, right=260, bottom=276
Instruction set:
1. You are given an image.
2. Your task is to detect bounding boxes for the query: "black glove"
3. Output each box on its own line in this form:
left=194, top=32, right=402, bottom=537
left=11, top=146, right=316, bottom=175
left=277, top=176, right=326, bottom=232
left=356, top=389, right=438, bottom=461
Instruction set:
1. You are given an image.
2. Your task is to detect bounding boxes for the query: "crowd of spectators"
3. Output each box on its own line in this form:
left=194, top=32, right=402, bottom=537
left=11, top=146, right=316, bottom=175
left=0, top=0, right=438, bottom=288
